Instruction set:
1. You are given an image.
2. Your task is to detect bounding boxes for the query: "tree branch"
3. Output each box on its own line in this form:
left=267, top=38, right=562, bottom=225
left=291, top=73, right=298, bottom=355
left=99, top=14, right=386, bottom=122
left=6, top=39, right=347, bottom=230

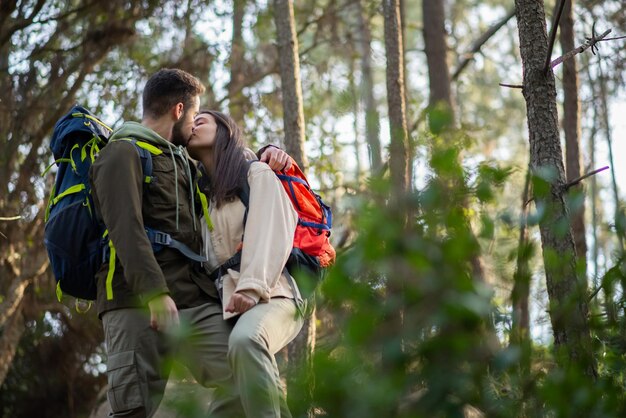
left=0, top=1, right=95, bottom=48
left=0, top=0, right=44, bottom=47
left=550, top=29, right=612, bottom=69
left=499, top=83, right=523, bottom=89
left=587, top=283, right=604, bottom=302
left=452, top=9, right=515, bottom=81
left=599, top=35, right=626, bottom=41
left=525, top=165, right=609, bottom=206
left=0, top=277, right=32, bottom=328
left=563, top=165, right=609, bottom=190
left=295, top=0, right=352, bottom=38
left=544, top=0, right=567, bottom=74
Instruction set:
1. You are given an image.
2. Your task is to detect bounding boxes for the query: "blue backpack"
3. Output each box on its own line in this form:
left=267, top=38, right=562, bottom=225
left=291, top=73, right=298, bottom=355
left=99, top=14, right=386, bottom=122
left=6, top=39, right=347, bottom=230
left=44, top=105, right=207, bottom=305
left=44, top=106, right=112, bottom=302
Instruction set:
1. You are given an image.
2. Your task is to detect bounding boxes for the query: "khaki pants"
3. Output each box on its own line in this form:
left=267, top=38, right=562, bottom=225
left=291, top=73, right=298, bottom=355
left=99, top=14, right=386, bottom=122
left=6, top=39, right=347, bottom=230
left=102, top=302, right=243, bottom=418
left=228, top=298, right=304, bottom=418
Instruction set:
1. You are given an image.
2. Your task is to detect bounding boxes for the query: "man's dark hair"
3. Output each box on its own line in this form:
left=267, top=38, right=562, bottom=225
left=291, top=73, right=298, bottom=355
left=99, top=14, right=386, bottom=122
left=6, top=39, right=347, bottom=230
left=142, top=68, right=205, bottom=119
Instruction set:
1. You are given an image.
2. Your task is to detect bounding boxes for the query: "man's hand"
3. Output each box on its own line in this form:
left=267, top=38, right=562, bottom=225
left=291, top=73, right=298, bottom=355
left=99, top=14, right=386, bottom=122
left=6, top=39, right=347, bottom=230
left=259, top=147, right=293, bottom=171
left=148, top=294, right=179, bottom=332
left=225, top=292, right=256, bottom=315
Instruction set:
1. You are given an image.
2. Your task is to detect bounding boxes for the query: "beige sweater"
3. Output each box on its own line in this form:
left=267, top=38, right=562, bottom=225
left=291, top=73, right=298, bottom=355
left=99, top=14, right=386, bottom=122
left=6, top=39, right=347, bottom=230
left=201, top=162, right=300, bottom=319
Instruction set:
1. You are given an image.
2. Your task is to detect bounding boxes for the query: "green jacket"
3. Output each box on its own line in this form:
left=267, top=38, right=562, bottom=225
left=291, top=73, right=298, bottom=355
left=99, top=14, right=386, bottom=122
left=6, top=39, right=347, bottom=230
left=90, top=122, right=218, bottom=316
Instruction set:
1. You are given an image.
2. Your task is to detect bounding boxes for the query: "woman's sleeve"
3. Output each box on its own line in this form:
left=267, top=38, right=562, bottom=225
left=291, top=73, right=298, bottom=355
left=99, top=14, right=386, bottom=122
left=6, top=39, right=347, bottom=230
left=235, top=163, right=297, bottom=302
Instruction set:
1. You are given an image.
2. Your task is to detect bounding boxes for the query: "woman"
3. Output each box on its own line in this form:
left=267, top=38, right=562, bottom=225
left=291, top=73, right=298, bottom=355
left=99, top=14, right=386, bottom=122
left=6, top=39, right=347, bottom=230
left=187, top=109, right=304, bottom=418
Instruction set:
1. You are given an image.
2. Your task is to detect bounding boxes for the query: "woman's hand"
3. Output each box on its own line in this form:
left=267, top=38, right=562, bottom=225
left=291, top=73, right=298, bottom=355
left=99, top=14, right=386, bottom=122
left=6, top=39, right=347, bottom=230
left=259, top=146, right=293, bottom=171
left=226, top=292, right=257, bottom=314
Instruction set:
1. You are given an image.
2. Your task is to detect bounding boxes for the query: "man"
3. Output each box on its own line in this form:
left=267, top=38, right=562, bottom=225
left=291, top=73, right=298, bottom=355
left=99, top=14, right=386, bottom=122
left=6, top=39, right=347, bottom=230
left=90, top=68, right=290, bottom=418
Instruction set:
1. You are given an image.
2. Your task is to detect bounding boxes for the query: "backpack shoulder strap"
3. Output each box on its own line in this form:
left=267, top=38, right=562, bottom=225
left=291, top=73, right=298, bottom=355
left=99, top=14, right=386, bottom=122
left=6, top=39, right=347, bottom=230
left=109, top=137, right=162, bottom=184
left=237, top=160, right=255, bottom=208
left=237, top=160, right=260, bottom=227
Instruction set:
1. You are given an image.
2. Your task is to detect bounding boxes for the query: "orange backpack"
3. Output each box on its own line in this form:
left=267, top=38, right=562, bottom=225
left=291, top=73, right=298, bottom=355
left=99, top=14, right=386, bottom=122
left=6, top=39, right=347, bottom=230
left=238, top=160, right=336, bottom=274
left=274, top=162, right=336, bottom=268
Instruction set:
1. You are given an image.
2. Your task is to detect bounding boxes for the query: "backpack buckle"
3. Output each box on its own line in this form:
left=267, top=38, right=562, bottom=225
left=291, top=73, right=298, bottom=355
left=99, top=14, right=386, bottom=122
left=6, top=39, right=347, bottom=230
left=152, top=231, right=172, bottom=246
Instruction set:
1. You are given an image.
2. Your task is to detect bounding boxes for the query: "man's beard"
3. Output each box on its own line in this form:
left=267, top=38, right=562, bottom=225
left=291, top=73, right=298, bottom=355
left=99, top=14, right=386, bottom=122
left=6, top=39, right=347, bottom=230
left=171, top=118, right=190, bottom=147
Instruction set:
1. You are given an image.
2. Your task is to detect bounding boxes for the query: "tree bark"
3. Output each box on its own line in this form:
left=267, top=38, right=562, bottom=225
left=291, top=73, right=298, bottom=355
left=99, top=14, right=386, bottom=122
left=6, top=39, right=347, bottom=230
left=560, top=0, right=587, bottom=271
left=399, top=0, right=414, bottom=189
left=383, top=0, right=409, bottom=198
left=423, top=0, right=454, bottom=118
left=274, top=0, right=308, bottom=170
left=597, top=63, right=626, bottom=324
left=422, top=0, right=487, bottom=284
left=597, top=66, right=623, bottom=251
left=355, top=0, right=382, bottom=174
left=382, top=3, right=409, bottom=414
left=589, top=120, right=598, bottom=282
left=229, top=0, right=246, bottom=123
left=287, top=306, right=315, bottom=417
left=0, top=299, right=26, bottom=386
left=273, top=1, right=314, bottom=415
left=588, top=92, right=613, bottom=319
left=511, top=168, right=532, bottom=344
left=0, top=272, right=32, bottom=387
left=514, top=0, right=596, bottom=378
left=348, top=53, right=362, bottom=183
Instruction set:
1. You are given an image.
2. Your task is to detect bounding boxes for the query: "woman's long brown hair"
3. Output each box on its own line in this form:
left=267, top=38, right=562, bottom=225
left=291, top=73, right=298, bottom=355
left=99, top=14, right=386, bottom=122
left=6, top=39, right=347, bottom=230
left=198, top=109, right=249, bottom=208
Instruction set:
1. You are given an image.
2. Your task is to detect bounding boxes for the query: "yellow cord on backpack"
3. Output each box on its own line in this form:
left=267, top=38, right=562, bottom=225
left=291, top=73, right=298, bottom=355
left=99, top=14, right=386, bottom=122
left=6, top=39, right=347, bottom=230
left=196, top=184, right=213, bottom=231
left=50, top=184, right=85, bottom=206
left=56, top=281, right=63, bottom=302
left=106, top=240, right=116, bottom=300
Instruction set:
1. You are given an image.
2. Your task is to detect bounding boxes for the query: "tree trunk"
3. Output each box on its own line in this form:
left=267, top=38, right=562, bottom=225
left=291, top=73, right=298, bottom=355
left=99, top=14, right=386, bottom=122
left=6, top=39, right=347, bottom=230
left=588, top=94, right=613, bottom=319
left=399, top=0, right=414, bottom=190
left=560, top=0, right=587, bottom=272
left=287, top=306, right=315, bottom=418
left=382, top=2, right=409, bottom=415
left=0, top=272, right=32, bottom=387
left=422, top=0, right=487, bottom=284
left=273, top=1, right=314, bottom=415
left=597, top=66, right=623, bottom=251
left=423, top=0, right=454, bottom=119
left=597, top=63, right=626, bottom=325
left=0, top=299, right=26, bottom=386
left=511, top=168, right=532, bottom=344
left=355, top=0, right=382, bottom=174
left=274, top=0, right=307, bottom=170
left=348, top=54, right=362, bottom=184
left=583, top=52, right=614, bottom=320
left=229, top=0, right=246, bottom=123
left=514, top=0, right=596, bottom=378
left=383, top=0, right=409, bottom=198
left=510, top=168, right=532, bottom=382
left=589, top=102, right=598, bottom=282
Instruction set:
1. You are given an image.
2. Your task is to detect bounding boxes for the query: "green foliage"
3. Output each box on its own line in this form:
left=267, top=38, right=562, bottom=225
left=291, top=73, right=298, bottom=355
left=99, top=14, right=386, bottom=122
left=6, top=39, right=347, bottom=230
left=286, top=138, right=626, bottom=417
left=474, top=163, right=513, bottom=204
left=427, top=104, right=455, bottom=135
left=285, top=144, right=502, bottom=417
